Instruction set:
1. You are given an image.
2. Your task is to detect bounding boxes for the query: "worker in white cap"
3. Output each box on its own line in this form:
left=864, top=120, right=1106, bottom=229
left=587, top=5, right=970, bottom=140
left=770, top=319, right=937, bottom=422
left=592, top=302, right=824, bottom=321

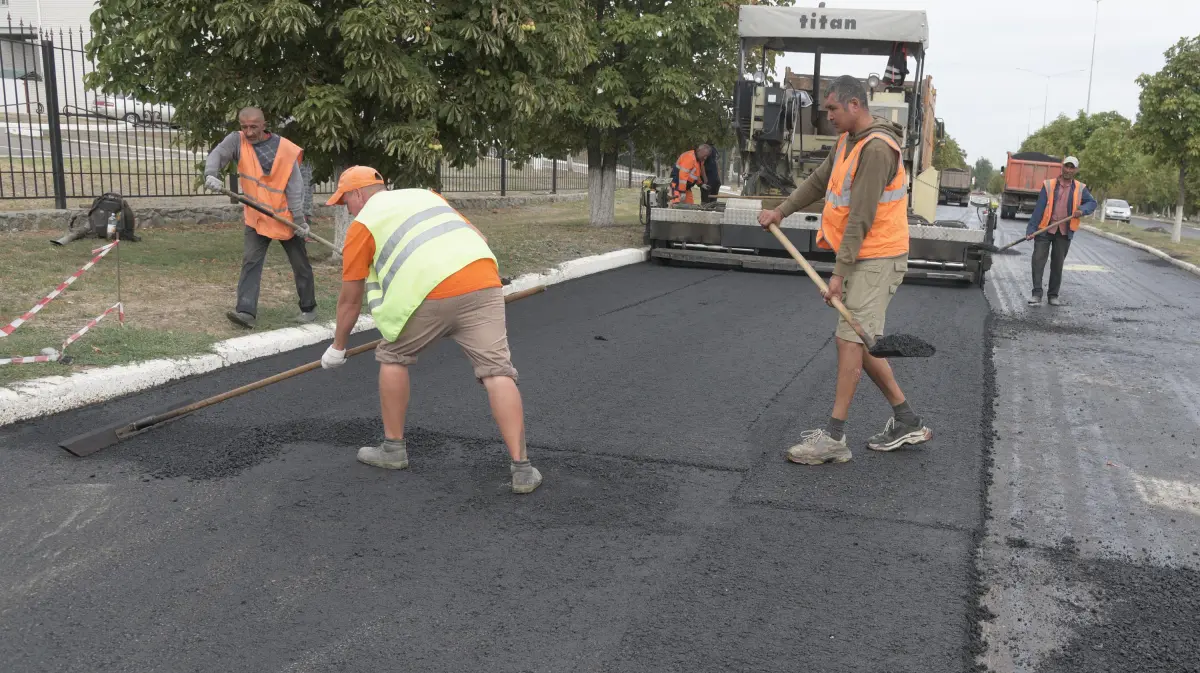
left=1026, top=155, right=1097, bottom=306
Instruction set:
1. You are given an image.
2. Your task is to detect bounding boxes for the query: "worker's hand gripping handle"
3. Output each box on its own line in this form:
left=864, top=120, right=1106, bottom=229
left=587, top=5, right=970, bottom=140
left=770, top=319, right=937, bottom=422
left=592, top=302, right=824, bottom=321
left=766, top=224, right=879, bottom=350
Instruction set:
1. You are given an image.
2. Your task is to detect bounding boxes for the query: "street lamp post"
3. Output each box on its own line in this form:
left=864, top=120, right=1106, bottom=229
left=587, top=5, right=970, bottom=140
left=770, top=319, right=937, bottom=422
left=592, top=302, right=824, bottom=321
left=1016, top=68, right=1086, bottom=128
left=1087, top=0, right=1101, bottom=113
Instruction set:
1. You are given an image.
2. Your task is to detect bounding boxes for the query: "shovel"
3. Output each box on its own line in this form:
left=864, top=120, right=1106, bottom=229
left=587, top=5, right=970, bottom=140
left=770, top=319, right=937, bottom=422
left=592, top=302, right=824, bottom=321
left=213, top=185, right=339, bottom=252
left=58, top=285, right=546, bottom=457
left=766, top=224, right=935, bottom=358
left=971, top=216, right=1074, bottom=254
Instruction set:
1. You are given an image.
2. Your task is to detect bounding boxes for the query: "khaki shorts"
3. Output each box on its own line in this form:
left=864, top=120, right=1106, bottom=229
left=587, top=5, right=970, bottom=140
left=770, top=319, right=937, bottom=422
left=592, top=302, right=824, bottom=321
left=375, top=286, right=518, bottom=382
left=835, top=255, right=908, bottom=344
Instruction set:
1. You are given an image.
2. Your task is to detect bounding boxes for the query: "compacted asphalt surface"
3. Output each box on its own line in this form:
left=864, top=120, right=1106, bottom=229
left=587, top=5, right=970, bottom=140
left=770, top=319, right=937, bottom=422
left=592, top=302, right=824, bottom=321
left=2, top=204, right=1198, bottom=672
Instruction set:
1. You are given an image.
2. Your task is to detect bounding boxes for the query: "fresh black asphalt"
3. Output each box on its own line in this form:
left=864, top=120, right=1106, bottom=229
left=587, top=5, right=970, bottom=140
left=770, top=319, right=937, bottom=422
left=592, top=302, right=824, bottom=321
left=0, top=259, right=990, bottom=672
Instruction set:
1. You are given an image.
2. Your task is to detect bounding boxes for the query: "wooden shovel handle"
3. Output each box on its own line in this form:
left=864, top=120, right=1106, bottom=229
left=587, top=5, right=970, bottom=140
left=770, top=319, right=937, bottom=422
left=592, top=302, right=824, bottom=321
left=1000, top=216, right=1074, bottom=251
left=766, top=223, right=878, bottom=350
left=217, top=184, right=340, bottom=252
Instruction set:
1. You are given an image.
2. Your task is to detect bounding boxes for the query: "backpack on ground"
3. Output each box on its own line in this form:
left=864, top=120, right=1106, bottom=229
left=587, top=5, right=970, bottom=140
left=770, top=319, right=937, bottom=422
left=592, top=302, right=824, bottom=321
left=57, top=193, right=140, bottom=245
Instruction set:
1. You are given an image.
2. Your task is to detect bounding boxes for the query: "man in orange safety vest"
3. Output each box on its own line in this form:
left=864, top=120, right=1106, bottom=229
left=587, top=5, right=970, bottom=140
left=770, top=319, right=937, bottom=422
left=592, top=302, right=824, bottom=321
left=670, top=144, right=713, bottom=205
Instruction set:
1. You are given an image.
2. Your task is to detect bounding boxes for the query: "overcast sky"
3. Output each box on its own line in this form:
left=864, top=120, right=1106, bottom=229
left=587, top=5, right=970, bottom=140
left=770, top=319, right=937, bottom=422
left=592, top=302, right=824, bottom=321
left=769, top=0, right=1200, bottom=171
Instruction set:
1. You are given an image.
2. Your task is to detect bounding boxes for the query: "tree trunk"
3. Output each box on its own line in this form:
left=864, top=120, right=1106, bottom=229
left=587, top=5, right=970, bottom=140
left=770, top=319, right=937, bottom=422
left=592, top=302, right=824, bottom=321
left=587, top=141, right=619, bottom=227
left=331, top=164, right=350, bottom=260
left=1173, top=162, right=1187, bottom=244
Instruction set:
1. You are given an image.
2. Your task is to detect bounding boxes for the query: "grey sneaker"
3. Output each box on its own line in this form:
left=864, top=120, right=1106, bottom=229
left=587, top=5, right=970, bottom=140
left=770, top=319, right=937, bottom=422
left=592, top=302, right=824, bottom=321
left=1027, top=293, right=1042, bottom=305
left=786, top=429, right=852, bottom=465
left=294, top=310, right=318, bottom=324
left=357, top=439, right=409, bottom=469
left=226, top=310, right=256, bottom=328
left=867, top=417, right=933, bottom=452
left=1047, top=296, right=1061, bottom=306
left=510, top=460, right=542, bottom=494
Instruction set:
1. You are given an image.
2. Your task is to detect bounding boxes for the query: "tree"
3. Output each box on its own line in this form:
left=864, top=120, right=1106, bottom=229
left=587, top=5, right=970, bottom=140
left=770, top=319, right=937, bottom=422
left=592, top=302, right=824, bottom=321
left=519, top=0, right=785, bottom=226
left=987, top=172, right=1005, bottom=195
left=1019, top=113, right=1074, bottom=157
left=1079, top=120, right=1134, bottom=203
left=933, top=133, right=967, bottom=171
left=973, top=157, right=994, bottom=191
left=85, top=0, right=591, bottom=247
left=1135, top=34, right=1200, bottom=243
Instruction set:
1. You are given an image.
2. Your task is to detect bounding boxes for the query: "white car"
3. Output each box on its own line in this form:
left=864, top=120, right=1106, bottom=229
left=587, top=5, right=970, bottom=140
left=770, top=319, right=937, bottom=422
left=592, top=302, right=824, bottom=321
left=1104, top=198, right=1131, bottom=223
left=92, top=95, right=175, bottom=125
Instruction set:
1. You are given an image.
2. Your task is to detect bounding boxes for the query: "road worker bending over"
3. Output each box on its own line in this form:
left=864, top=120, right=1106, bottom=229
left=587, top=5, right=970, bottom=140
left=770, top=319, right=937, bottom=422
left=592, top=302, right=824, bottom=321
left=671, top=144, right=713, bottom=205
left=319, top=167, right=541, bottom=494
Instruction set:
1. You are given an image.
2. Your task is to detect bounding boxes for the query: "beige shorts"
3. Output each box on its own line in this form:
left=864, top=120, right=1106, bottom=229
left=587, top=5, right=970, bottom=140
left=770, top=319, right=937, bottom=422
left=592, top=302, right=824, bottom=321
left=375, top=286, right=518, bottom=382
left=835, top=255, right=908, bottom=344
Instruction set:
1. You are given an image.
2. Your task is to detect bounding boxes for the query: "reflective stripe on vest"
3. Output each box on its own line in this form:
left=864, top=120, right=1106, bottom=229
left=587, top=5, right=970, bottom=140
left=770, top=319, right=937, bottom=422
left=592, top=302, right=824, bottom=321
left=237, top=133, right=303, bottom=240
left=1039, top=178, right=1085, bottom=232
left=817, top=130, right=910, bottom=259
left=357, top=189, right=496, bottom=341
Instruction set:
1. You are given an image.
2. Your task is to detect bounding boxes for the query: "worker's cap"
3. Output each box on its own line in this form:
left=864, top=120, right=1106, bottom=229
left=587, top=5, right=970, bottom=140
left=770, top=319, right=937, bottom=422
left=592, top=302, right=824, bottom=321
left=1063, top=156, right=1079, bottom=167
left=326, top=166, right=385, bottom=205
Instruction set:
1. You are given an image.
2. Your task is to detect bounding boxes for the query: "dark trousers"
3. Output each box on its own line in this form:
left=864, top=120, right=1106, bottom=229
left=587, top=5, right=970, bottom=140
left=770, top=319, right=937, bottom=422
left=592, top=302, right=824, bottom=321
left=236, top=225, right=316, bottom=316
left=1031, top=231, right=1072, bottom=298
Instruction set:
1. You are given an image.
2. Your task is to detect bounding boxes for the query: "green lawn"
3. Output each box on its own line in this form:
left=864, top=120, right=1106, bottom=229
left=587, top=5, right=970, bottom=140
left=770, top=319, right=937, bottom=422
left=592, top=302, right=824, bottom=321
left=0, top=190, right=642, bottom=385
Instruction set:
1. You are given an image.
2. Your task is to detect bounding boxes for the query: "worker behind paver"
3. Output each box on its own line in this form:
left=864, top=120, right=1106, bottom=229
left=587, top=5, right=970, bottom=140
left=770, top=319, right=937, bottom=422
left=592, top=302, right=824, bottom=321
left=670, top=144, right=713, bottom=205
left=319, top=167, right=541, bottom=494
left=203, top=106, right=317, bottom=329
left=1026, top=156, right=1097, bottom=306
left=757, top=75, right=932, bottom=464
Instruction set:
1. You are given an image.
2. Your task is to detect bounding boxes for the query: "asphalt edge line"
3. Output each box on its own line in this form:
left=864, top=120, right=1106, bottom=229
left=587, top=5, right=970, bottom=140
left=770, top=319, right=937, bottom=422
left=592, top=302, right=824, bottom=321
left=1082, top=224, right=1200, bottom=278
left=0, top=246, right=650, bottom=427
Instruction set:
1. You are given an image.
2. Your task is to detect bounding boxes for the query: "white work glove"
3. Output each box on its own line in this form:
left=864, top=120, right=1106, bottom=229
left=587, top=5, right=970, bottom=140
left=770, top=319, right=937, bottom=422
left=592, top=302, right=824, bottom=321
left=321, top=345, right=346, bottom=370
left=203, top=175, right=224, bottom=192
left=293, top=219, right=310, bottom=238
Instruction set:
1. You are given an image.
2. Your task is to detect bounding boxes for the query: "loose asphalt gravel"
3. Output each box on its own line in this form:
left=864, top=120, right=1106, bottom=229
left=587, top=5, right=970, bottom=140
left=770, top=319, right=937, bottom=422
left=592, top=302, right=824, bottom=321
left=2, top=204, right=1198, bottom=672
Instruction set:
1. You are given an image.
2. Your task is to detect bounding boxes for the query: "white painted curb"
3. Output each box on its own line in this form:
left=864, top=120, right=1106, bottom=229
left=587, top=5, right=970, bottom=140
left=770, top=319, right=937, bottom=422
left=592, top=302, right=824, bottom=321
left=0, top=246, right=649, bottom=427
left=1082, top=225, right=1200, bottom=278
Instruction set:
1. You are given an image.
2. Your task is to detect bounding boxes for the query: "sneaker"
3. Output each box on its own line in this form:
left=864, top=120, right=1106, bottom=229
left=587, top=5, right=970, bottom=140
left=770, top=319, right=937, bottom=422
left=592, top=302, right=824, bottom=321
left=1047, top=296, right=1061, bottom=306
left=294, top=310, right=318, bottom=324
left=226, top=310, right=256, bottom=328
left=357, top=439, right=409, bottom=469
left=786, top=429, right=852, bottom=465
left=867, top=417, right=933, bottom=452
left=1027, top=293, right=1042, bottom=305
left=511, top=460, right=542, bottom=494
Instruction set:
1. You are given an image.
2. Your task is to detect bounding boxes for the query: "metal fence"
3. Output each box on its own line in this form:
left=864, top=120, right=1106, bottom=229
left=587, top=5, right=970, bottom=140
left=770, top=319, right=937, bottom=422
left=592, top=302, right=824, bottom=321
left=0, top=23, right=653, bottom=208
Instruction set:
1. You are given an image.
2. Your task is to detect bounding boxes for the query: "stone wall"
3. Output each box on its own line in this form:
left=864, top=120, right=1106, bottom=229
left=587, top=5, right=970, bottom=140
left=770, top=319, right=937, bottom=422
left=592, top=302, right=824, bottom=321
left=0, top=191, right=590, bottom=234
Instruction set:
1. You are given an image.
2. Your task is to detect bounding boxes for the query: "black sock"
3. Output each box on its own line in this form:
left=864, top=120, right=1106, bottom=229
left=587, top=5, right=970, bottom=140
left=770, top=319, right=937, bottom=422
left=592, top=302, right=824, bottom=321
left=893, top=401, right=919, bottom=426
left=826, top=417, right=846, bottom=441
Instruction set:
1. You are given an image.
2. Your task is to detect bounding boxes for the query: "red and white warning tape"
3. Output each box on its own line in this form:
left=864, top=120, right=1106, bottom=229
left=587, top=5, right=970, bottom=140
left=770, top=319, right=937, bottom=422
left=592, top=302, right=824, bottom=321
left=0, top=353, right=59, bottom=365
left=0, top=240, right=119, bottom=338
left=61, top=302, right=123, bottom=353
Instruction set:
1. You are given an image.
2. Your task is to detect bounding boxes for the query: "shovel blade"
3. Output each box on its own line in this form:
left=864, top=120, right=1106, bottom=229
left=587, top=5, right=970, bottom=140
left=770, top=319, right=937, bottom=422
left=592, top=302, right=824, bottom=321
left=58, top=401, right=193, bottom=457
left=868, top=334, right=936, bottom=358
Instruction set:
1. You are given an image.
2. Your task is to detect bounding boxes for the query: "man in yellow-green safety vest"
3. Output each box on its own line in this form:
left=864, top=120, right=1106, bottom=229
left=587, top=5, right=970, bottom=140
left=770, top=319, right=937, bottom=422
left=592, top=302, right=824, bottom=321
left=319, top=166, right=541, bottom=494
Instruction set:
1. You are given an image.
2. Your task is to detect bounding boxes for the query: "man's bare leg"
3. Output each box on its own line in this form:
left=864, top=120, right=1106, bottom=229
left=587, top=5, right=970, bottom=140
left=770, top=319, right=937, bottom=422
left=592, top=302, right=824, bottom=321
left=358, top=363, right=412, bottom=469
left=481, top=375, right=526, bottom=461
left=831, top=337, right=866, bottom=423
left=860, top=348, right=932, bottom=451
left=861, top=350, right=905, bottom=406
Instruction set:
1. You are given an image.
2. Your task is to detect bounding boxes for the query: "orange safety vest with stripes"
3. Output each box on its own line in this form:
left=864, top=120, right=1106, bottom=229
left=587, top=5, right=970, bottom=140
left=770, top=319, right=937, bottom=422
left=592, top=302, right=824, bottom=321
left=237, top=133, right=304, bottom=240
left=817, top=131, right=910, bottom=259
left=671, top=150, right=706, bottom=204
left=1037, top=178, right=1085, bottom=233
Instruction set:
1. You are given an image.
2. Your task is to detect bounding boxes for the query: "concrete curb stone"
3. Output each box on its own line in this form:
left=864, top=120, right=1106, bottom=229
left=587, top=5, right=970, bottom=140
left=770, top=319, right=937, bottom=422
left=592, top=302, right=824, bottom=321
left=0, top=191, right=589, bottom=233
left=0, top=246, right=649, bottom=427
left=1082, top=224, right=1200, bottom=278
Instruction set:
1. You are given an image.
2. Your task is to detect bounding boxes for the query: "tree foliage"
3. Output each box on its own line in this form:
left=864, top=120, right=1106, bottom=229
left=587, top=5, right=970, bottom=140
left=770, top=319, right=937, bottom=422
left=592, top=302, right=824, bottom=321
left=85, top=0, right=591, bottom=190
left=986, top=172, right=1005, bottom=195
left=1135, top=34, right=1200, bottom=241
left=973, top=157, right=994, bottom=191
left=932, top=132, right=967, bottom=171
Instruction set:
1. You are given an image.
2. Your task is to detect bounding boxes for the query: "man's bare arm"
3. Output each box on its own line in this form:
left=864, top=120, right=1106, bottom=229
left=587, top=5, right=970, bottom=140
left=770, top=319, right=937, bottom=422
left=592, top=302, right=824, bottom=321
left=333, top=280, right=365, bottom=350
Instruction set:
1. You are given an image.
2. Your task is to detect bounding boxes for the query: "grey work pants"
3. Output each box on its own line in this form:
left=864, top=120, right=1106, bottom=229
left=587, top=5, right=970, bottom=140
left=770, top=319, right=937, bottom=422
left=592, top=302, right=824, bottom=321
left=1031, top=231, right=1072, bottom=298
left=235, top=225, right=316, bottom=317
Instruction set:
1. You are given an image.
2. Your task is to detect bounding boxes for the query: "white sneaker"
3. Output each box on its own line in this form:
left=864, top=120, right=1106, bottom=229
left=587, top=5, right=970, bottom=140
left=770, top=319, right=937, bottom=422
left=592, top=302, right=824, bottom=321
left=786, top=429, right=852, bottom=465
left=357, top=440, right=409, bottom=469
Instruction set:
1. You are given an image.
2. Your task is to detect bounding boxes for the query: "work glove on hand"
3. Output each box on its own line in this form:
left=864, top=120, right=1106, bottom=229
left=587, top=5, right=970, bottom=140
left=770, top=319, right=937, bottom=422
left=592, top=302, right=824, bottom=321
left=321, top=345, right=346, bottom=370
left=203, top=175, right=224, bottom=193
left=293, top=219, right=311, bottom=238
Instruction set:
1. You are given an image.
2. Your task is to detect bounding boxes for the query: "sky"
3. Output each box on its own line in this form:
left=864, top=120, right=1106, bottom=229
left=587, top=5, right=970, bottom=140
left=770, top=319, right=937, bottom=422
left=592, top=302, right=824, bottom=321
left=768, top=0, right=1200, bottom=171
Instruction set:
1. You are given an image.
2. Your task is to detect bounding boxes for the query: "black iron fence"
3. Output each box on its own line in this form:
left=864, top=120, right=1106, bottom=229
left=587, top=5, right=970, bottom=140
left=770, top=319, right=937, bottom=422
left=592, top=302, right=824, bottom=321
left=0, top=23, right=653, bottom=208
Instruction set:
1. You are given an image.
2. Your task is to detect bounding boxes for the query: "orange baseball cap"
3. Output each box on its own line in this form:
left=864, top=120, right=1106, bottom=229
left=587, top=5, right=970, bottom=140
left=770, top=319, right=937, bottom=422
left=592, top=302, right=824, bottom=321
left=326, top=166, right=385, bottom=205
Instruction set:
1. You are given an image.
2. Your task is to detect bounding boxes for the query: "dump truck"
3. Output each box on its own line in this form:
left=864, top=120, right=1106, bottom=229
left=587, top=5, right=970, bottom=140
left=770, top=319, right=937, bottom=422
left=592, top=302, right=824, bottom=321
left=938, top=167, right=972, bottom=206
left=642, top=5, right=993, bottom=286
left=1000, top=152, right=1061, bottom=220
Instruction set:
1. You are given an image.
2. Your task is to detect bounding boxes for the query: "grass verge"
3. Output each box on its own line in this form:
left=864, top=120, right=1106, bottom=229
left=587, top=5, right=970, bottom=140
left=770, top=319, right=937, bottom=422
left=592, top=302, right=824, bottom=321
left=1086, top=218, right=1200, bottom=266
left=0, top=189, right=642, bottom=385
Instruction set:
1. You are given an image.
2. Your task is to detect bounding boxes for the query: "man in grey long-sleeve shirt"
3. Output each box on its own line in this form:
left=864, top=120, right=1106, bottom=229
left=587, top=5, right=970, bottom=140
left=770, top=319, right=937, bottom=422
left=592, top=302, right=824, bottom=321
left=757, top=75, right=931, bottom=465
left=203, top=107, right=316, bottom=329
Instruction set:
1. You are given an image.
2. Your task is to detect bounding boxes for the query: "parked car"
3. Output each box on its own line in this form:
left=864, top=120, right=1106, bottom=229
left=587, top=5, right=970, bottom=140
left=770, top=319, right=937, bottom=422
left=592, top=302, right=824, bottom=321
left=1104, top=198, right=1132, bottom=223
left=91, top=95, right=175, bottom=125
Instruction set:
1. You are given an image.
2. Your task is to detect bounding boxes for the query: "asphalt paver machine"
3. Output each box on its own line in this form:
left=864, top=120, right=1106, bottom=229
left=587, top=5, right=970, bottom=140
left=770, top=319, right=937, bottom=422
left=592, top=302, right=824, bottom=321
left=644, top=5, right=992, bottom=285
